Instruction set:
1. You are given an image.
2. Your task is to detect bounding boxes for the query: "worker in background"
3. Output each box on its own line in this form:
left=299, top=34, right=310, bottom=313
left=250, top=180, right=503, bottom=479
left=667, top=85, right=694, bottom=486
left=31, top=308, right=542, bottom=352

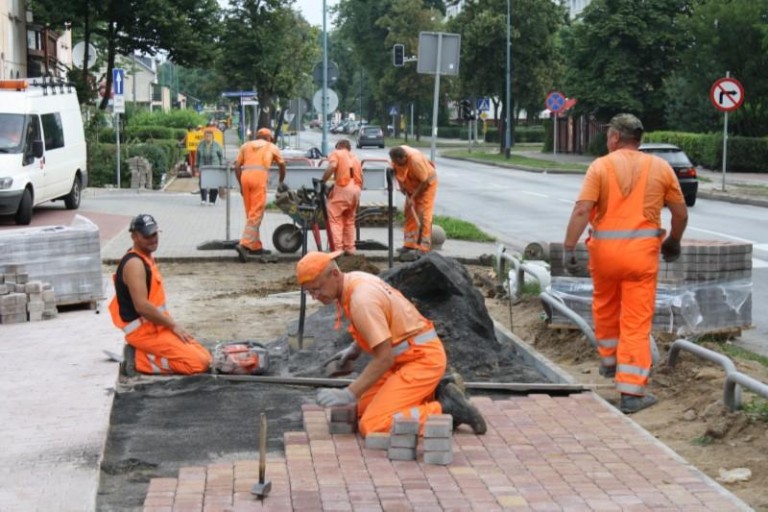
left=322, top=139, right=363, bottom=254
left=563, top=113, right=688, bottom=414
left=233, top=128, right=286, bottom=259
left=297, top=250, right=487, bottom=436
left=196, top=129, right=223, bottom=206
left=389, top=146, right=438, bottom=260
left=109, top=214, right=212, bottom=375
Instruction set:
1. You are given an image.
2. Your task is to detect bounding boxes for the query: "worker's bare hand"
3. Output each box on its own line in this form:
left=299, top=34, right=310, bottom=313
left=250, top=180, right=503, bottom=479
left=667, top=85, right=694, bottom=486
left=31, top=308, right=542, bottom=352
left=317, top=387, right=356, bottom=407
left=172, top=325, right=194, bottom=344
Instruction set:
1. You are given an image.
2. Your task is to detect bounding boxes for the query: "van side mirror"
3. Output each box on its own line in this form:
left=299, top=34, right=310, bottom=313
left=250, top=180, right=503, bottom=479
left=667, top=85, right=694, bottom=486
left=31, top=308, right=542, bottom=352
left=33, top=140, right=44, bottom=159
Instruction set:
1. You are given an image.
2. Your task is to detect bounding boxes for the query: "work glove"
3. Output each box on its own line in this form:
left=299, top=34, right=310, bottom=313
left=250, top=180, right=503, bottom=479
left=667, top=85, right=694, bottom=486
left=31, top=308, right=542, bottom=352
left=329, top=343, right=361, bottom=366
left=661, top=236, right=681, bottom=262
left=563, top=249, right=581, bottom=275
left=316, top=387, right=356, bottom=407
left=277, top=182, right=289, bottom=193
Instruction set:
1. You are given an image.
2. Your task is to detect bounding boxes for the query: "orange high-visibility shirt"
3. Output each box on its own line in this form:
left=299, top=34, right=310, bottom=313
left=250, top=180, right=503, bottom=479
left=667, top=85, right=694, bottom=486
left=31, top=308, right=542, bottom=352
left=392, top=146, right=435, bottom=194
left=236, top=140, right=285, bottom=169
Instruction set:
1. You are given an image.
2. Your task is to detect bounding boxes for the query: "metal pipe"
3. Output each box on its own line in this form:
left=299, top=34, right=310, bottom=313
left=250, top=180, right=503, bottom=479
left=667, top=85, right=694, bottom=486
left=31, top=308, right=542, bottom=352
left=496, top=247, right=550, bottom=300
left=725, top=372, right=768, bottom=411
left=539, top=291, right=597, bottom=348
left=667, top=339, right=741, bottom=408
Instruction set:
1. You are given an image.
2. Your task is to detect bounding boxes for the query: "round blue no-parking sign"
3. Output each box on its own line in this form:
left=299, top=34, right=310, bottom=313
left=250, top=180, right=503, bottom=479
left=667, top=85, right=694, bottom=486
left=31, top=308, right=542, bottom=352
left=546, top=91, right=565, bottom=113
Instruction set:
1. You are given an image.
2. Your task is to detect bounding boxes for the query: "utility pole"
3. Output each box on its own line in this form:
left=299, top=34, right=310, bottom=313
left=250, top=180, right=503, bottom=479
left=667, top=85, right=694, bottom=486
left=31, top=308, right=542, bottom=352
left=505, top=0, right=512, bottom=158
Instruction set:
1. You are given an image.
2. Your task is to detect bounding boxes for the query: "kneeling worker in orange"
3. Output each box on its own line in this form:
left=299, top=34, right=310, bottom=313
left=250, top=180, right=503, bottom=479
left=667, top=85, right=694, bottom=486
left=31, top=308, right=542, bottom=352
left=322, top=139, right=362, bottom=254
left=563, top=114, right=688, bottom=414
left=389, top=146, right=438, bottom=256
left=234, top=128, right=286, bottom=258
left=296, top=251, right=486, bottom=436
left=109, top=214, right=211, bottom=375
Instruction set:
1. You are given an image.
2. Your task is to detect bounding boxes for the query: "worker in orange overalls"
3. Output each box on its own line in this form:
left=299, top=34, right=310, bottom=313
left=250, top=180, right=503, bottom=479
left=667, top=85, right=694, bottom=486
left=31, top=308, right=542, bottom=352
left=563, top=113, right=688, bottom=414
left=234, top=127, right=286, bottom=259
left=322, top=139, right=363, bottom=254
left=296, top=250, right=487, bottom=436
left=109, top=214, right=212, bottom=375
left=389, top=145, right=438, bottom=260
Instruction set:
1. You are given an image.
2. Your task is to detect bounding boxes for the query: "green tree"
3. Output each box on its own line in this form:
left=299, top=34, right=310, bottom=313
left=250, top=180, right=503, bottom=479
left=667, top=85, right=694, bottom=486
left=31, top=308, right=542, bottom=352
left=219, top=0, right=319, bottom=130
left=31, top=0, right=222, bottom=110
left=562, top=0, right=693, bottom=128
left=448, top=0, right=564, bottom=148
left=667, top=0, right=768, bottom=136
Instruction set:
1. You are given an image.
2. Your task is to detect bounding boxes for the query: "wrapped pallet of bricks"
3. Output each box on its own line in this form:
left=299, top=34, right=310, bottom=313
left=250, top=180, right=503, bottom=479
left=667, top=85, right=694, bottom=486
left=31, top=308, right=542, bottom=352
left=0, top=215, right=103, bottom=307
left=548, top=241, right=752, bottom=336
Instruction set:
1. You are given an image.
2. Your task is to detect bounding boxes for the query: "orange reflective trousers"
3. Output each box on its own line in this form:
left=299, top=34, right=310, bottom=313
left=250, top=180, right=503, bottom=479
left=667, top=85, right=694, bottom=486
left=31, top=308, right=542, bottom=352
left=342, top=274, right=446, bottom=436
left=326, top=182, right=361, bottom=253
left=109, top=251, right=211, bottom=375
left=240, top=168, right=268, bottom=251
left=587, top=157, right=661, bottom=397
left=403, top=179, right=437, bottom=252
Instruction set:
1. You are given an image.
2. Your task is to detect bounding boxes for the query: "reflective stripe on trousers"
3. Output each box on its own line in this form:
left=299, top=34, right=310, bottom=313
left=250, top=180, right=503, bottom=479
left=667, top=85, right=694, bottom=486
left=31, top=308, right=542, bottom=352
left=615, top=364, right=651, bottom=395
left=241, top=165, right=268, bottom=172
left=122, top=304, right=167, bottom=333
left=393, top=407, right=421, bottom=422
left=147, top=353, right=172, bottom=374
left=596, top=337, right=617, bottom=367
left=391, top=328, right=438, bottom=357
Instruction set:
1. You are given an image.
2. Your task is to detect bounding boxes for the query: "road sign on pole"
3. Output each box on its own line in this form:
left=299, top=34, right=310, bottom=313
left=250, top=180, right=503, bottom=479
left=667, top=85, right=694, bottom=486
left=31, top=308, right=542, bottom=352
left=545, top=91, right=565, bottom=113
left=477, top=97, right=490, bottom=112
left=710, top=76, right=744, bottom=112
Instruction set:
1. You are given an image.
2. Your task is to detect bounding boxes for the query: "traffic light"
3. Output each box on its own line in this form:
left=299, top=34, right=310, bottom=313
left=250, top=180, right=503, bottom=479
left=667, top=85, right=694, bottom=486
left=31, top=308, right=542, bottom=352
left=393, top=44, right=405, bottom=67
left=460, top=99, right=473, bottom=121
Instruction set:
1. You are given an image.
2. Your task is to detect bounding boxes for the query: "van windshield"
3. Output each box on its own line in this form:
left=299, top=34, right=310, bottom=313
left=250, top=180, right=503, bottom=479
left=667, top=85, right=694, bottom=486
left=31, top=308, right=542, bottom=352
left=0, top=114, right=25, bottom=153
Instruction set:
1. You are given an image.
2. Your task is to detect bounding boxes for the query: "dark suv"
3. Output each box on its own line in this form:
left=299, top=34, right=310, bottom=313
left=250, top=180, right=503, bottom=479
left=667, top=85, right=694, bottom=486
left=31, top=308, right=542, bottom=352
left=357, top=125, right=385, bottom=149
left=638, top=143, right=698, bottom=207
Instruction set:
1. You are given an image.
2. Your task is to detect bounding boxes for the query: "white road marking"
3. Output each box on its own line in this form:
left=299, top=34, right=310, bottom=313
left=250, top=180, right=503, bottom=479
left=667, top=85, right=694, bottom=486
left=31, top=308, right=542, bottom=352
left=557, top=198, right=575, bottom=204
left=753, top=243, right=768, bottom=252
left=521, top=191, right=549, bottom=198
left=753, top=258, right=768, bottom=269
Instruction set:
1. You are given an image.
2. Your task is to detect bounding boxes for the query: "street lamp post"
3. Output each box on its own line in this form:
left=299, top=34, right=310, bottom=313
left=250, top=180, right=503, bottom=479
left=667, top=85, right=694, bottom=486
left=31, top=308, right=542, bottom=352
left=321, top=0, right=329, bottom=156
left=360, top=68, right=364, bottom=123
left=505, top=0, right=512, bottom=158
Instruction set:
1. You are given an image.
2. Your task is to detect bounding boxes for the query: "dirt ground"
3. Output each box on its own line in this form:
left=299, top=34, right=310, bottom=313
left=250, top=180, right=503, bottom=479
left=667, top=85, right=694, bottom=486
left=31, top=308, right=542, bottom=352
left=105, top=259, right=768, bottom=510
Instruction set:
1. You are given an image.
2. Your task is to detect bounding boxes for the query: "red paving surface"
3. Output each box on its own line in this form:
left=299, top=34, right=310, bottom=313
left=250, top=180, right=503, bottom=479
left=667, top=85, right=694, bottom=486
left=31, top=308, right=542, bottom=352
left=0, top=206, right=130, bottom=246
left=142, top=393, right=747, bottom=512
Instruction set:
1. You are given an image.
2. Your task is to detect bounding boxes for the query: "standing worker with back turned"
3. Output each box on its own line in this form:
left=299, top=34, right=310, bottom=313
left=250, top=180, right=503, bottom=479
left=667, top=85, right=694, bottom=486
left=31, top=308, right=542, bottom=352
left=389, top=146, right=438, bottom=259
left=297, top=250, right=486, bottom=437
left=563, top=113, right=688, bottom=414
left=322, top=139, right=363, bottom=254
left=234, top=128, right=286, bottom=260
left=109, top=214, right=212, bottom=375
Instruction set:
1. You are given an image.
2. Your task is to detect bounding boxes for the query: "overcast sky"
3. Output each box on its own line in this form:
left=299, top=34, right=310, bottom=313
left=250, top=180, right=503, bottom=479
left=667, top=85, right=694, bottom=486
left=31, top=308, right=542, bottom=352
left=294, top=0, right=340, bottom=28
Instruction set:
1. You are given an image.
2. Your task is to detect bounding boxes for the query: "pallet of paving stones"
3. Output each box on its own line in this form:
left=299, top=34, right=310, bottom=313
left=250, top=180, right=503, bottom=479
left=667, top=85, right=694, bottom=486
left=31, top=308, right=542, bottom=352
left=547, top=241, right=752, bottom=335
left=0, top=215, right=103, bottom=307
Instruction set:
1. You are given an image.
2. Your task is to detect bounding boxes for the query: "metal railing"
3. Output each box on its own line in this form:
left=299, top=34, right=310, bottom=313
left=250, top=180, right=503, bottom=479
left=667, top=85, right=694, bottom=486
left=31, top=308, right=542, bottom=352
left=495, top=244, right=551, bottom=301
left=667, top=339, right=768, bottom=411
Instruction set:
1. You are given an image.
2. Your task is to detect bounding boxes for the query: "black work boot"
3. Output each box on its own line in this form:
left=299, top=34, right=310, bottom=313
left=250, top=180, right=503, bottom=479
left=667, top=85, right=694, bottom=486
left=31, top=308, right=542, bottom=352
left=598, top=365, right=616, bottom=379
left=235, top=244, right=248, bottom=263
left=122, top=344, right=136, bottom=378
left=619, top=393, right=657, bottom=414
left=436, top=382, right=487, bottom=435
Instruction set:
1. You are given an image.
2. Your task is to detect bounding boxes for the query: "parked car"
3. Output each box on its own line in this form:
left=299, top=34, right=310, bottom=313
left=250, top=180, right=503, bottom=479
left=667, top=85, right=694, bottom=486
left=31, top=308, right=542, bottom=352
left=309, top=119, right=321, bottom=128
left=357, top=125, right=385, bottom=149
left=638, top=143, right=698, bottom=207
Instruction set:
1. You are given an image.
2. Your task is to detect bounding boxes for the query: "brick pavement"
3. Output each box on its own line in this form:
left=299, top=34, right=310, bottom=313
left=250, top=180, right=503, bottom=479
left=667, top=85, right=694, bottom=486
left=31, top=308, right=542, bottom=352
left=142, top=395, right=750, bottom=512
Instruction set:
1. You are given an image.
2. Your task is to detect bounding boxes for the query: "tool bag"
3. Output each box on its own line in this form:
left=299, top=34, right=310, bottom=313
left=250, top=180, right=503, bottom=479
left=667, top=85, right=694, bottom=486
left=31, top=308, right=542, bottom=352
left=212, top=341, right=269, bottom=375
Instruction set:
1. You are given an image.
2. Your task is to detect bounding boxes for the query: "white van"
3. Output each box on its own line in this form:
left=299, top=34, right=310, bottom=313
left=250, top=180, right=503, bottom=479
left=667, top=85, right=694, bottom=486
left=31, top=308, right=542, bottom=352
left=0, top=78, right=88, bottom=225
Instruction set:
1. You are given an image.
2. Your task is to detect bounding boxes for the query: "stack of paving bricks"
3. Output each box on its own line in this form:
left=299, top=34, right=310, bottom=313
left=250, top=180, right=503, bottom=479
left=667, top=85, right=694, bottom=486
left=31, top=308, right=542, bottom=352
left=0, top=270, right=57, bottom=324
left=423, top=414, right=454, bottom=465
left=388, top=417, right=419, bottom=461
left=328, top=404, right=357, bottom=434
left=0, top=215, right=103, bottom=307
left=549, top=240, right=752, bottom=334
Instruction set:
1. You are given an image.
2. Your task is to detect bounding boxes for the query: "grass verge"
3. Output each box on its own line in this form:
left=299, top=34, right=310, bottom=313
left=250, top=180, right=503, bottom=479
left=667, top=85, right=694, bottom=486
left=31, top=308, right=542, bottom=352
left=441, top=148, right=588, bottom=172
left=432, top=214, right=495, bottom=242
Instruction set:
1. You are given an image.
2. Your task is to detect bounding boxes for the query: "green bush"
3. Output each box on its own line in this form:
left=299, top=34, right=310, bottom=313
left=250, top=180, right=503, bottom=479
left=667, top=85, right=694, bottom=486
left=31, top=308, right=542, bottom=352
left=484, top=125, right=544, bottom=144
left=129, top=109, right=206, bottom=129
left=87, top=142, right=127, bottom=188
left=644, top=131, right=768, bottom=172
left=125, top=125, right=177, bottom=141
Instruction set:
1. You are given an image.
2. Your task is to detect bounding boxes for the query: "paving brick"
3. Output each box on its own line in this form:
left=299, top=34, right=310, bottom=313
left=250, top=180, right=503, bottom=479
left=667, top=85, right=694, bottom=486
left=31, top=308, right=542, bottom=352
left=423, top=450, right=453, bottom=466
left=330, top=404, right=358, bottom=423
left=329, top=421, right=357, bottom=434
left=422, top=437, right=452, bottom=452
left=388, top=433, right=417, bottom=449
left=364, top=432, right=390, bottom=450
left=390, top=417, right=420, bottom=435
left=387, top=447, right=417, bottom=461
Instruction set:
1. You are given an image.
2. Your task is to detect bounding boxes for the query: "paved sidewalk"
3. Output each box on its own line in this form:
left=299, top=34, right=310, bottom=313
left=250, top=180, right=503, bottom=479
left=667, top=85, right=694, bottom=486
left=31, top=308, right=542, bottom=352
left=142, top=397, right=750, bottom=511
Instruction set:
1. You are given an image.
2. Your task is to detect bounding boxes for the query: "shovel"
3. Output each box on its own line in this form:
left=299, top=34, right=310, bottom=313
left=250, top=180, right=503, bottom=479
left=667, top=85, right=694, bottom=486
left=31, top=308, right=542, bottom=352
left=250, top=413, right=272, bottom=498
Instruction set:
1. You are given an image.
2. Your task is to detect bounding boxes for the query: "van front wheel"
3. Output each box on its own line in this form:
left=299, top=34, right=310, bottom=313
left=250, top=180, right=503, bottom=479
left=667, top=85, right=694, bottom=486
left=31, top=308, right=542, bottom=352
left=64, top=175, right=82, bottom=209
left=15, top=189, right=33, bottom=225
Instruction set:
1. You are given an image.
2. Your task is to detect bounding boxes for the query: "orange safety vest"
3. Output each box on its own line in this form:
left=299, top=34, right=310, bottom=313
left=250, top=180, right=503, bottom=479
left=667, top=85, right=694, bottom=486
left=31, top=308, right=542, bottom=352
left=238, top=140, right=281, bottom=172
left=330, top=149, right=363, bottom=187
left=340, top=272, right=438, bottom=362
left=393, top=146, right=436, bottom=194
left=108, top=250, right=168, bottom=334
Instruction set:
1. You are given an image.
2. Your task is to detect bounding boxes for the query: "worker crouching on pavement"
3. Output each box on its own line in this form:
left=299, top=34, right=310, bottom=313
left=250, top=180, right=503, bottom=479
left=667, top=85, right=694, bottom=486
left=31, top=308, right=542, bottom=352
left=109, top=214, right=212, bottom=375
left=296, top=250, right=486, bottom=436
left=563, top=113, right=688, bottom=414
left=389, top=146, right=438, bottom=259
left=234, top=128, right=286, bottom=259
left=322, top=139, right=363, bottom=254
